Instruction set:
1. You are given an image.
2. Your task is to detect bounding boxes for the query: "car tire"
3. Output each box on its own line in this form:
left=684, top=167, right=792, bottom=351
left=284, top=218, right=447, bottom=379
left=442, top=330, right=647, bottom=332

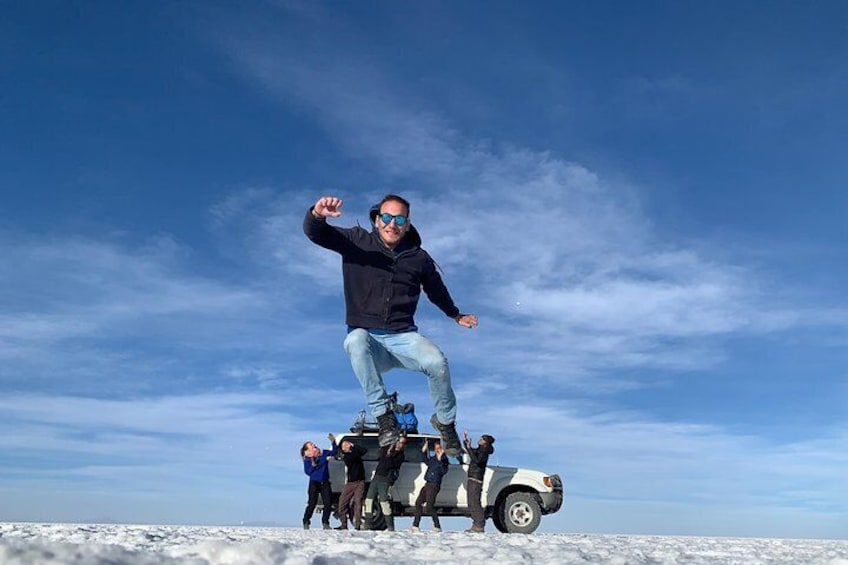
left=367, top=498, right=388, bottom=531
left=492, top=501, right=508, bottom=533
left=501, top=492, right=541, bottom=534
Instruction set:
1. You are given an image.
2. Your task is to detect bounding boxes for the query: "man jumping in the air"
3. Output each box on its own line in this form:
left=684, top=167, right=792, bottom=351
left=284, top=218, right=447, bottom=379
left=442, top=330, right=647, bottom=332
left=304, top=194, right=478, bottom=455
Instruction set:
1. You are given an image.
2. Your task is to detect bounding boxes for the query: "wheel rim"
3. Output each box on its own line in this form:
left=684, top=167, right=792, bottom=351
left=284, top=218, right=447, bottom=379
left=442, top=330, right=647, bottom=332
left=508, top=500, right=534, bottom=527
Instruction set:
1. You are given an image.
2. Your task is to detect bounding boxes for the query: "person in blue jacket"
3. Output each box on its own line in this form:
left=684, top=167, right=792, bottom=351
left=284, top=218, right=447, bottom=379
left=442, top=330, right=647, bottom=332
left=300, top=433, right=338, bottom=529
left=411, top=439, right=450, bottom=532
left=303, top=194, right=478, bottom=454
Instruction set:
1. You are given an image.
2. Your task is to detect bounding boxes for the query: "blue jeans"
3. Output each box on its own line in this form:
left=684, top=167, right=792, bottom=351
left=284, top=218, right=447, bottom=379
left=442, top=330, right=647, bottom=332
left=344, top=328, right=456, bottom=425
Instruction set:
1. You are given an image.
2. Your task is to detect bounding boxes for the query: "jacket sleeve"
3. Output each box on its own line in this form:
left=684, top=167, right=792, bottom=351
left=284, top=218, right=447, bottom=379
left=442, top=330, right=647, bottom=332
left=303, top=207, right=356, bottom=254
left=465, top=445, right=481, bottom=465
left=354, top=445, right=368, bottom=457
left=303, top=458, right=313, bottom=476
left=420, top=253, right=461, bottom=319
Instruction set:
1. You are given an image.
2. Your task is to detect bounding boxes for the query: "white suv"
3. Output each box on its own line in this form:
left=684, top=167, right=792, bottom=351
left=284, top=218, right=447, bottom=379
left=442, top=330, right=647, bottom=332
left=324, top=431, right=564, bottom=534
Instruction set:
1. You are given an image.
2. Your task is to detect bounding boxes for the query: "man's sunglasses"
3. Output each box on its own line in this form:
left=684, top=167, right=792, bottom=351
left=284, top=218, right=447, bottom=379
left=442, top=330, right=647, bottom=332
left=378, top=213, right=408, bottom=226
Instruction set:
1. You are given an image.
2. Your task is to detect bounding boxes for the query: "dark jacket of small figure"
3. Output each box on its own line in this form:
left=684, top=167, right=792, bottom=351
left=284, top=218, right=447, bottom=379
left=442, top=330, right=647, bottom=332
left=339, top=444, right=368, bottom=483
left=464, top=440, right=494, bottom=482
left=303, top=443, right=338, bottom=482
left=423, top=450, right=450, bottom=485
left=373, top=445, right=406, bottom=483
left=303, top=208, right=460, bottom=331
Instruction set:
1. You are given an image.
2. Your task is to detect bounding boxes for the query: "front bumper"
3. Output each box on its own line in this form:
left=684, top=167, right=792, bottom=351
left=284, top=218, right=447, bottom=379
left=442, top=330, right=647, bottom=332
left=539, top=488, right=564, bottom=514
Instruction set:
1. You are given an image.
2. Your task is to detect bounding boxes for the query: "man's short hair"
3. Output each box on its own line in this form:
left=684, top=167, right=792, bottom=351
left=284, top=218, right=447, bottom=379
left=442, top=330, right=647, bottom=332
left=379, top=194, right=410, bottom=215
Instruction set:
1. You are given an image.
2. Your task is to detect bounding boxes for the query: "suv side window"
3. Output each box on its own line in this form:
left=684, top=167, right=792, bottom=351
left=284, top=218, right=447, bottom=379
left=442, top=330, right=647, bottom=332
left=341, top=436, right=381, bottom=461
left=403, top=436, right=425, bottom=462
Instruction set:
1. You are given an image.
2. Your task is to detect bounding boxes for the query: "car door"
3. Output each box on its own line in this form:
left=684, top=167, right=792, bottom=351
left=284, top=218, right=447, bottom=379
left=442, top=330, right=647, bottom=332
left=402, top=435, right=467, bottom=509
left=393, top=435, right=426, bottom=507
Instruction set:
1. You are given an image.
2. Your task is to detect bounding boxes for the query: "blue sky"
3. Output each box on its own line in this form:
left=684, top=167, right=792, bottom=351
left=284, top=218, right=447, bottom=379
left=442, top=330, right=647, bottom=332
left=2, top=1, right=847, bottom=538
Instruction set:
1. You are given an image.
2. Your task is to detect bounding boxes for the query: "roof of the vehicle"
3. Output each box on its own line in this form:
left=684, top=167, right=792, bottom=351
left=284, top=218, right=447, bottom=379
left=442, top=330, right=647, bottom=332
left=337, top=432, right=439, bottom=439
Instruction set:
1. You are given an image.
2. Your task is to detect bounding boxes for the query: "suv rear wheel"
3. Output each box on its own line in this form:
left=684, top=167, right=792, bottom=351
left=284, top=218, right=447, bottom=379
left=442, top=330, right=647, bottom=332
left=492, top=501, right=508, bottom=533
left=501, top=492, right=542, bottom=534
left=364, top=489, right=387, bottom=531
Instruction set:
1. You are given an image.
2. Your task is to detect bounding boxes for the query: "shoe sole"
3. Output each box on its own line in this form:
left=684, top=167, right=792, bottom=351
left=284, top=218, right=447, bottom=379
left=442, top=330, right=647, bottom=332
left=378, top=430, right=400, bottom=447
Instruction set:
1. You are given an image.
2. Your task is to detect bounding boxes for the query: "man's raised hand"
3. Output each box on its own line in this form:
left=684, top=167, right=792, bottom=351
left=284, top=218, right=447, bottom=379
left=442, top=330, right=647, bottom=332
left=455, top=313, right=479, bottom=329
left=313, top=196, right=343, bottom=218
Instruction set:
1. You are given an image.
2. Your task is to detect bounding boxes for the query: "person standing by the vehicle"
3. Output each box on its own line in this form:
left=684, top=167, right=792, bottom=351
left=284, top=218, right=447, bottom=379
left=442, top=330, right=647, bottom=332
left=411, top=439, right=450, bottom=533
left=300, top=434, right=338, bottom=529
left=362, top=436, right=406, bottom=531
left=303, top=195, right=478, bottom=454
left=463, top=431, right=495, bottom=533
left=336, top=439, right=368, bottom=530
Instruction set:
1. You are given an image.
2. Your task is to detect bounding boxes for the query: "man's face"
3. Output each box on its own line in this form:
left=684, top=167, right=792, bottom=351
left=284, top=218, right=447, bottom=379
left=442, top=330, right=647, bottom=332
left=304, top=442, right=319, bottom=457
left=395, top=438, right=407, bottom=450
left=434, top=443, right=443, bottom=456
left=341, top=440, right=352, bottom=453
left=376, top=199, right=410, bottom=248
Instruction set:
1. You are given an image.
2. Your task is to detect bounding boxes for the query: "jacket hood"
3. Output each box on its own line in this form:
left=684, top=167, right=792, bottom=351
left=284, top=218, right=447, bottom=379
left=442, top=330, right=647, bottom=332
left=369, top=204, right=422, bottom=247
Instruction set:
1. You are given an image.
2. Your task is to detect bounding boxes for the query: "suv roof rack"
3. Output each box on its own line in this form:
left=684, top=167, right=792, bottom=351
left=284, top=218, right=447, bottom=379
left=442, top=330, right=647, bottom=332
left=349, top=393, right=419, bottom=434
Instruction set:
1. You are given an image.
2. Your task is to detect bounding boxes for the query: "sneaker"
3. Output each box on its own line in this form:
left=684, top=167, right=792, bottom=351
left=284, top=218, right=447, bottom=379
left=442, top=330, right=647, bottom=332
left=377, top=409, right=401, bottom=447
left=409, top=526, right=420, bottom=533
left=432, top=527, right=442, bottom=532
left=465, top=526, right=485, bottom=533
left=430, top=414, right=461, bottom=457
left=302, top=521, right=310, bottom=530
left=322, top=522, right=331, bottom=530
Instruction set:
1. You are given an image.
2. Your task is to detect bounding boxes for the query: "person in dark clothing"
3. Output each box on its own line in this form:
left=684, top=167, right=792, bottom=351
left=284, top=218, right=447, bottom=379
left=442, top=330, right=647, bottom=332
left=303, top=195, right=478, bottom=453
left=336, top=439, right=368, bottom=530
left=462, top=431, right=495, bottom=533
left=362, top=436, right=407, bottom=531
left=411, top=439, right=450, bottom=532
left=300, top=434, right=338, bottom=530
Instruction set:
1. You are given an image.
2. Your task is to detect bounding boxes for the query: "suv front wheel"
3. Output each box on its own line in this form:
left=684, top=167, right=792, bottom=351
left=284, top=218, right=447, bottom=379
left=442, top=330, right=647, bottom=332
left=500, top=492, right=542, bottom=534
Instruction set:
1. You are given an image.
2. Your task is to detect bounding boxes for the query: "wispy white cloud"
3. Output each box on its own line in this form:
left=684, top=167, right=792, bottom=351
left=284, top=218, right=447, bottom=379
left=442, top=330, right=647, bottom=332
left=0, top=231, right=355, bottom=397
left=214, top=27, right=833, bottom=391
left=0, top=390, right=350, bottom=524
left=461, top=401, right=848, bottom=521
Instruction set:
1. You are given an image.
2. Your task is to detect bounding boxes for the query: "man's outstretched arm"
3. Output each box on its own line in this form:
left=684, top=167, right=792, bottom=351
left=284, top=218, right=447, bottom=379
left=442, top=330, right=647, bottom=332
left=420, top=258, right=479, bottom=329
left=303, top=195, right=353, bottom=252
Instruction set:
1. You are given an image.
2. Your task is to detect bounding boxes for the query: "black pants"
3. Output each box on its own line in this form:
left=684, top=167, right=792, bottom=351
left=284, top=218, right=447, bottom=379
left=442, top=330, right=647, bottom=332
left=412, top=482, right=441, bottom=528
left=467, top=478, right=485, bottom=528
left=303, top=480, right=332, bottom=525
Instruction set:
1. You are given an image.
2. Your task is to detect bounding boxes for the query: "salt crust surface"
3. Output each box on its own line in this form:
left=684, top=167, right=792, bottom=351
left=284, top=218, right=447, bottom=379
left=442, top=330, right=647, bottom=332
left=1, top=523, right=847, bottom=564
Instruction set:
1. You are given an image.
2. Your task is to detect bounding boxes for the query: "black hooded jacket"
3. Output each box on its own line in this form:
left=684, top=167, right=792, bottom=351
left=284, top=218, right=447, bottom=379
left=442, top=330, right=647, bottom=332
left=339, top=444, right=368, bottom=483
left=373, top=444, right=406, bottom=483
left=303, top=207, right=460, bottom=331
left=464, top=440, right=494, bottom=482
